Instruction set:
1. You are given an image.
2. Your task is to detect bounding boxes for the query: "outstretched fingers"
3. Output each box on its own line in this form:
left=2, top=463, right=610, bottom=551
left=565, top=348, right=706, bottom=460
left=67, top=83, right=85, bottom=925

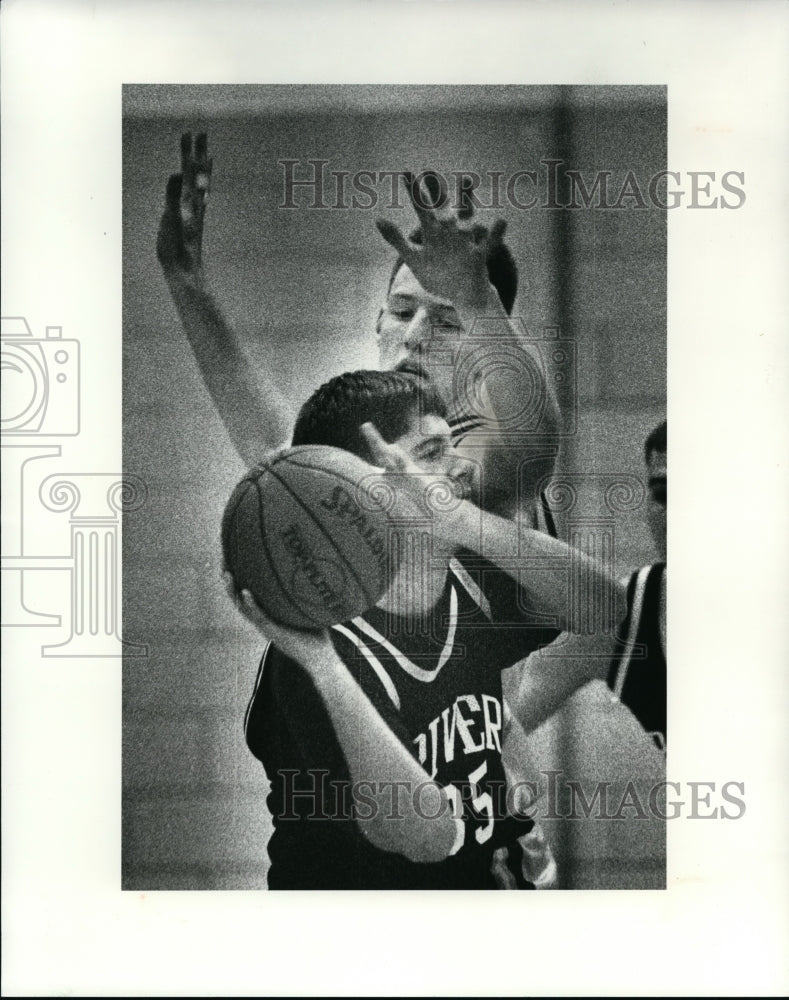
left=403, top=170, right=445, bottom=228
left=193, top=131, right=212, bottom=199
left=158, top=133, right=211, bottom=272
left=488, top=217, right=508, bottom=248
left=457, top=175, right=477, bottom=221
left=180, top=132, right=193, bottom=176
left=360, top=422, right=409, bottom=473
left=375, top=218, right=414, bottom=261
left=178, top=131, right=211, bottom=219
left=164, top=173, right=183, bottom=213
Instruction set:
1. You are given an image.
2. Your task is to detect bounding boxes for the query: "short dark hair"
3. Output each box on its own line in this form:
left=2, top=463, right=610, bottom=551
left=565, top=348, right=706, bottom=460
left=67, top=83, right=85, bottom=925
left=645, top=419, right=667, bottom=462
left=291, top=369, right=447, bottom=464
left=387, top=226, right=519, bottom=316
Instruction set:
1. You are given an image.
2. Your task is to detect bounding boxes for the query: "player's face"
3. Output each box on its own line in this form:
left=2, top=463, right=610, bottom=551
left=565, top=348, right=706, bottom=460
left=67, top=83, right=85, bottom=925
left=376, top=264, right=464, bottom=404
left=376, top=413, right=477, bottom=619
left=645, top=449, right=667, bottom=561
left=393, top=412, right=476, bottom=500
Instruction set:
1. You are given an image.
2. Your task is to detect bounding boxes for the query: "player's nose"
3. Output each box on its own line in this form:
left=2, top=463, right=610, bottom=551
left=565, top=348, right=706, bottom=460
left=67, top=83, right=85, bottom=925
left=403, top=307, right=432, bottom=351
left=448, top=455, right=477, bottom=500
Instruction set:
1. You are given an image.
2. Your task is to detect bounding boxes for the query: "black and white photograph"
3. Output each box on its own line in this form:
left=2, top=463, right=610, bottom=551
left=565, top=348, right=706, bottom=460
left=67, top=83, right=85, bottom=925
left=2, top=1, right=788, bottom=996
left=122, top=84, right=669, bottom=893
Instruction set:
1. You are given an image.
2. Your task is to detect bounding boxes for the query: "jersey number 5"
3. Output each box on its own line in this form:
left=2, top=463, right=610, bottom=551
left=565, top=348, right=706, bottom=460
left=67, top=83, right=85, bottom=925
left=446, top=761, right=495, bottom=855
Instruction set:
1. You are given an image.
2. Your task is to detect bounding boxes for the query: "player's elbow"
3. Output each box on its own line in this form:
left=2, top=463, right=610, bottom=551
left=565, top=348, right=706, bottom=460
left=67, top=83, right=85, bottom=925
left=356, top=788, right=458, bottom=863
left=400, top=812, right=458, bottom=863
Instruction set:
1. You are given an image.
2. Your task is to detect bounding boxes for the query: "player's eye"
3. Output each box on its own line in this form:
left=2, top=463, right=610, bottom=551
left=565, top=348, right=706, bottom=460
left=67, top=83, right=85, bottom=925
left=427, top=438, right=452, bottom=462
left=418, top=442, right=444, bottom=462
left=386, top=300, right=414, bottom=321
left=433, top=312, right=462, bottom=330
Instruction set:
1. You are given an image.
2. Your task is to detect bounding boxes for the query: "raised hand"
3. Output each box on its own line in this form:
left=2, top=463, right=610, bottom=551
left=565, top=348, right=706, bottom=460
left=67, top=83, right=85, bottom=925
left=360, top=421, right=419, bottom=476
left=359, top=422, right=471, bottom=546
left=375, top=172, right=507, bottom=313
left=156, top=132, right=213, bottom=279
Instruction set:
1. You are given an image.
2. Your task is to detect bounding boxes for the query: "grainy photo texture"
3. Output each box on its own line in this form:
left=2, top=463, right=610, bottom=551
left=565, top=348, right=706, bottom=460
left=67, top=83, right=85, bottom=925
left=122, top=85, right=669, bottom=890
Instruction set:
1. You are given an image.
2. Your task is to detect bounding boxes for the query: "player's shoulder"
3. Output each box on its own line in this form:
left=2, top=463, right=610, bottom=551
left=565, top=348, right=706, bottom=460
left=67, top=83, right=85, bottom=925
left=450, top=552, right=561, bottom=654
left=246, top=641, right=316, bottom=719
left=244, top=640, right=328, bottom=761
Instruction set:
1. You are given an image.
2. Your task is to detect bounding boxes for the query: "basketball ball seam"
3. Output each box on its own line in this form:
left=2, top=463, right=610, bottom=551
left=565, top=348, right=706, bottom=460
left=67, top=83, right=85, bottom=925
left=276, top=453, right=379, bottom=496
left=277, top=455, right=394, bottom=573
left=224, top=479, right=257, bottom=577
left=266, top=461, right=378, bottom=611
left=253, top=477, right=327, bottom=630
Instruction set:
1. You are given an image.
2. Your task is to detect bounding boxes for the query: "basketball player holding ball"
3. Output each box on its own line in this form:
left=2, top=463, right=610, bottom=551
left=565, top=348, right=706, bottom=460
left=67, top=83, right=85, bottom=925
left=156, top=134, right=566, bottom=887
left=225, top=369, right=624, bottom=888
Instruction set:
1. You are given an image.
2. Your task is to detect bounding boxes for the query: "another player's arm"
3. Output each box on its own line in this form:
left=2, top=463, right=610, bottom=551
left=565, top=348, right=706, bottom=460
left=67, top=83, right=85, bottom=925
left=361, top=425, right=627, bottom=749
left=363, top=423, right=626, bottom=638
left=501, top=631, right=613, bottom=733
left=503, top=575, right=668, bottom=740
left=230, top=584, right=461, bottom=864
left=452, top=276, right=561, bottom=519
left=376, top=176, right=560, bottom=516
left=500, top=698, right=545, bottom=805
left=468, top=505, right=627, bottom=632
left=362, top=422, right=625, bottom=637
left=157, top=133, right=293, bottom=464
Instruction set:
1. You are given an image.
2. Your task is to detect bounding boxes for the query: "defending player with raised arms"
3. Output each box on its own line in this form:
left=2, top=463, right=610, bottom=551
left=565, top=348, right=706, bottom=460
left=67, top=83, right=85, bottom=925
left=157, top=132, right=566, bottom=885
left=156, top=134, right=561, bottom=521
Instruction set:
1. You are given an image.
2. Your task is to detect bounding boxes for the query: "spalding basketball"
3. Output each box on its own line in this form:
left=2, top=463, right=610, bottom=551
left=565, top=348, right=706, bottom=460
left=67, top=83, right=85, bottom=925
left=221, top=445, right=399, bottom=629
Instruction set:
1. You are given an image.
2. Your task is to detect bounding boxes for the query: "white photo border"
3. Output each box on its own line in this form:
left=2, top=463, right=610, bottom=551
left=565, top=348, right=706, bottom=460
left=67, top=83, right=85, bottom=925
left=2, top=0, right=788, bottom=995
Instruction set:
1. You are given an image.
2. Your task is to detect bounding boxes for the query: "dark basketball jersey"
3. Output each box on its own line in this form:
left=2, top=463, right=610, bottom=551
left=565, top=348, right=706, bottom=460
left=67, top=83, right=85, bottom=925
left=607, top=563, right=666, bottom=750
left=244, top=557, right=559, bottom=889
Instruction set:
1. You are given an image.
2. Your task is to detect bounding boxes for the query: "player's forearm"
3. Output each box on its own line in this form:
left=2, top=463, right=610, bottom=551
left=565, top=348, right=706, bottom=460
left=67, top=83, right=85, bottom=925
left=163, top=269, right=294, bottom=465
left=503, top=631, right=613, bottom=732
left=453, top=287, right=560, bottom=518
left=448, top=502, right=626, bottom=634
left=455, top=285, right=561, bottom=439
left=306, top=650, right=460, bottom=864
left=501, top=699, right=544, bottom=789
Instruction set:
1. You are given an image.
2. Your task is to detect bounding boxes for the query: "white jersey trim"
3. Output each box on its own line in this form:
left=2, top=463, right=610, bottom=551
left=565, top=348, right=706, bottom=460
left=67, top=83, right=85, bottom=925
left=244, top=640, right=272, bottom=737
left=332, top=623, right=401, bottom=710
left=449, top=557, right=492, bottom=620
left=349, top=584, right=459, bottom=684
left=609, top=564, right=652, bottom=704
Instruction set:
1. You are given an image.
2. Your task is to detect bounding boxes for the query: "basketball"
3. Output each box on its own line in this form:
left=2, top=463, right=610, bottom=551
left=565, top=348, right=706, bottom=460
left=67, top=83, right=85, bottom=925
left=221, top=445, right=399, bottom=629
